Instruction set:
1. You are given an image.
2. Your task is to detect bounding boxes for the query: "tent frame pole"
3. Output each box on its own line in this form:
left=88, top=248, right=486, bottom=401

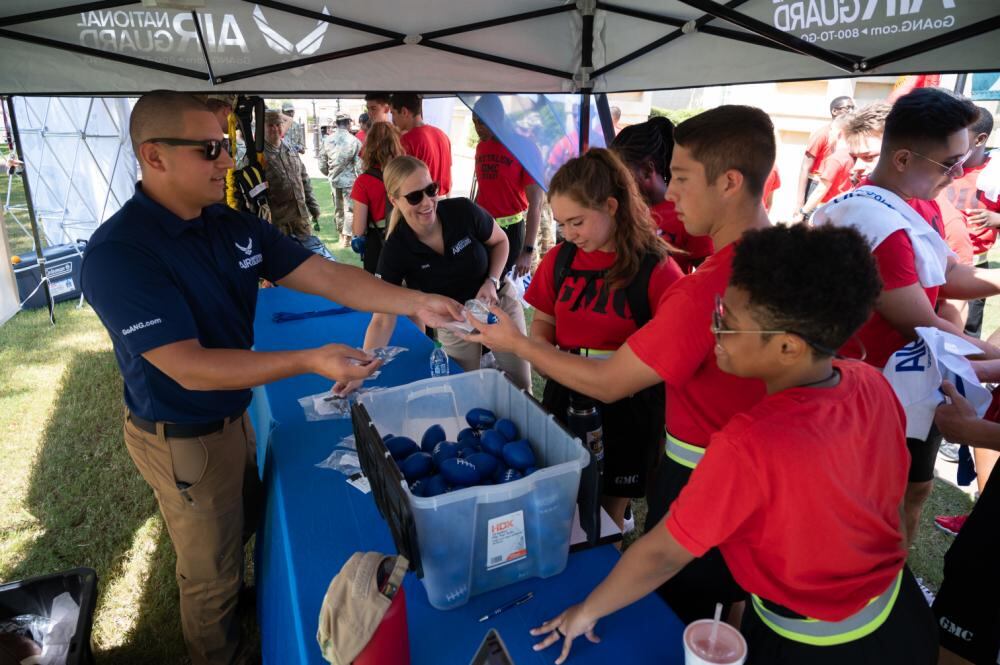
left=579, top=6, right=596, bottom=154
left=0, top=1, right=131, bottom=28
left=5, top=96, right=55, bottom=325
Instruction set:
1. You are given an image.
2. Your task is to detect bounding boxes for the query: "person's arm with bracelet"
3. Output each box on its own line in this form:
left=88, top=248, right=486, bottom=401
left=277, top=255, right=463, bottom=328
left=475, top=221, right=510, bottom=305
left=515, top=183, right=545, bottom=277
left=352, top=202, right=370, bottom=239
left=793, top=177, right=830, bottom=223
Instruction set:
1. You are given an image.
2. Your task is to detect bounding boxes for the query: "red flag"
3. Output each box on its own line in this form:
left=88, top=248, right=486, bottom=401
left=887, top=74, right=942, bottom=102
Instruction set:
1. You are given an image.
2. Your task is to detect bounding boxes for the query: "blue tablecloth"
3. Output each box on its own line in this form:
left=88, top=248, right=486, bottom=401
left=251, top=287, right=684, bottom=665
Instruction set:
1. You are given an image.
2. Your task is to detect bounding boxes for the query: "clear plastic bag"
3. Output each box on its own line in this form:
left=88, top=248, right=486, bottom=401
left=348, top=345, right=408, bottom=379
left=0, top=591, right=79, bottom=665
left=315, top=449, right=362, bottom=476
left=298, top=387, right=385, bottom=421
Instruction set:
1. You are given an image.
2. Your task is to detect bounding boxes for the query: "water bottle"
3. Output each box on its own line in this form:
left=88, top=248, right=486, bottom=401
left=429, top=341, right=450, bottom=378
left=568, top=392, right=603, bottom=546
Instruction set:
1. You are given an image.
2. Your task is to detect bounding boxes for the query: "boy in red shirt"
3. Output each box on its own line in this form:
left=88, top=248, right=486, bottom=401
left=795, top=95, right=855, bottom=206
left=818, top=88, right=1000, bottom=547
left=794, top=116, right=854, bottom=222
left=471, top=95, right=544, bottom=279
left=529, top=224, right=937, bottom=665
left=467, top=106, right=775, bottom=623
left=390, top=93, right=453, bottom=196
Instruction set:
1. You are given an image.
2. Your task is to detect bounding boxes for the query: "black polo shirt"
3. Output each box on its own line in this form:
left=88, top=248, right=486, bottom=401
left=376, top=197, right=493, bottom=303
left=81, top=184, right=313, bottom=423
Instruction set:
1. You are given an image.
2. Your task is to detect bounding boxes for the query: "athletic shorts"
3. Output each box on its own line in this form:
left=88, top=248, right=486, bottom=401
left=906, top=424, right=942, bottom=483
left=542, top=379, right=663, bottom=498
left=933, top=463, right=1000, bottom=663
left=645, top=452, right=745, bottom=624
left=742, top=566, right=937, bottom=665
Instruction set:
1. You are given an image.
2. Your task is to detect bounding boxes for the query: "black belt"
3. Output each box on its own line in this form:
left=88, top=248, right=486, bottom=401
left=129, top=411, right=244, bottom=439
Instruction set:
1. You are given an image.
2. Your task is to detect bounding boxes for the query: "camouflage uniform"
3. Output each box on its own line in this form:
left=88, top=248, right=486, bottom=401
left=318, top=128, right=362, bottom=240
left=263, top=141, right=320, bottom=239
left=283, top=119, right=306, bottom=155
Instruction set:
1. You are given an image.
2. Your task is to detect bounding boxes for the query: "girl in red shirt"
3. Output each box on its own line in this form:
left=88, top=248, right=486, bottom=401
left=531, top=224, right=936, bottom=665
left=611, top=117, right=714, bottom=273
left=350, top=121, right=405, bottom=274
left=525, top=149, right=683, bottom=527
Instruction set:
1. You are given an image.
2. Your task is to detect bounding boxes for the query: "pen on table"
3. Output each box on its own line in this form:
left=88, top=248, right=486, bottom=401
left=478, top=591, right=533, bottom=622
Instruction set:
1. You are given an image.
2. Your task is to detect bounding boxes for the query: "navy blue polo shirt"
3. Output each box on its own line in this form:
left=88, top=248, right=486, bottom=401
left=81, top=184, right=313, bottom=423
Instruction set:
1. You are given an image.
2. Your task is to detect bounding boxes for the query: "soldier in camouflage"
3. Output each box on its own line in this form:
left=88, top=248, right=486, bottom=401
left=319, top=113, right=362, bottom=247
left=263, top=110, right=334, bottom=261
left=281, top=101, right=306, bottom=155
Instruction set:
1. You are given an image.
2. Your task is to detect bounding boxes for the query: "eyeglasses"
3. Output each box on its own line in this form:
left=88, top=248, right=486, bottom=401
left=711, top=294, right=840, bottom=356
left=144, top=137, right=233, bottom=161
left=911, top=148, right=973, bottom=179
left=402, top=182, right=439, bottom=205
left=833, top=104, right=856, bottom=112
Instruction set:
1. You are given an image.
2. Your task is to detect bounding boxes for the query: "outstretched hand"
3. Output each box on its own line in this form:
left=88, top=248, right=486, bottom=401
left=460, top=304, right=527, bottom=354
left=529, top=603, right=600, bottom=664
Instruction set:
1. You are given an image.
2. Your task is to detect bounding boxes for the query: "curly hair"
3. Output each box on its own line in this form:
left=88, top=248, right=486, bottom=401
left=730, top=224, right=882, bottom=356
left=842, top=102, right=891, bottom=140
left=548, top=148, right=668, bottom=289
left=361, top=121, right=404, bottom=172
left=610, top=116, right=675, bottom=188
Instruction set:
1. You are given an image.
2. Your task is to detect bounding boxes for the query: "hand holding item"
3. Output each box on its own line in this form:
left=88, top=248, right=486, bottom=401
left=460, top=304, right=526, bottom=355
left=311, top=344, right=381, bottom=384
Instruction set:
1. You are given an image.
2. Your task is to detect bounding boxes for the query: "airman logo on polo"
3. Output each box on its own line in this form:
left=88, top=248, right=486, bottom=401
left=235, top=237, right=254, bottom=256
left=420, top=264, right=430, bottom=270
left=451, top=237, right=472, bottom=255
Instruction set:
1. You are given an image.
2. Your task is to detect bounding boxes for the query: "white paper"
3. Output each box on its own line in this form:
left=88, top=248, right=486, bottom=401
left=486, top=510, right=527, bottom=571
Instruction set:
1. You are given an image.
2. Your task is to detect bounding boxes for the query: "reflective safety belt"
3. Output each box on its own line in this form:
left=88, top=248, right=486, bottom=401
left=664, top=432, right=706, bottom=469
left=751, top=570, right=903, bottom=647
left=578, top=348, right=613, bottom=358
left=495, top=211, right=526, bottom=228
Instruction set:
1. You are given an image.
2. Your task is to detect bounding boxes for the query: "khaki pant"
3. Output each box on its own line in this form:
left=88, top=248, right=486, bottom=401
left=123, top=412, right=262, bottom=665
left=437, top=286, right=533, bottom=393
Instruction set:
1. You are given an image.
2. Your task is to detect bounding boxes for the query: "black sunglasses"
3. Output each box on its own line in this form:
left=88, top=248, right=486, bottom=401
left=145, top=137, right=233, bottom=160
left=402, top=182, right=439, bottom=205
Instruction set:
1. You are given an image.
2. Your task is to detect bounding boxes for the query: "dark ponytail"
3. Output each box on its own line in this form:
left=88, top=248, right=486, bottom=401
left=611, top=116, right=675, bottom=183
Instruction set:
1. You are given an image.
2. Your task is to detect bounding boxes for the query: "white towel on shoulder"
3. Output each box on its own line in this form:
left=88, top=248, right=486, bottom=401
left=812, top=185, right=954, bottom=288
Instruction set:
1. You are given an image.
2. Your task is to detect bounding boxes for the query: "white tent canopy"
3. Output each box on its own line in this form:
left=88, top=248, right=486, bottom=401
left=0, top=1, right=998, bottom=95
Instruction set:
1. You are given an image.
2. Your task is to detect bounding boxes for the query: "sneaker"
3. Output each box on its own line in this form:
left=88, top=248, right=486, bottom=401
left=934, top=514, right=968, bottom=536
left=938, top=441, right=960, bottom=463
left=915, top=577, right=936, bottom=605
left=622, top=503, right=635, bottom=535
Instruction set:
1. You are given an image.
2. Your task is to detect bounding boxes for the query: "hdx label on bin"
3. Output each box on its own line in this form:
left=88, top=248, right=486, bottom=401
left=487, top=510, right=527, bottom=571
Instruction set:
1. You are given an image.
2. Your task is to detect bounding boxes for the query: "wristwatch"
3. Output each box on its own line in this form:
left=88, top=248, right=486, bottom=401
left=487, top=276, right=501, bottom=290
left=522, top=244, right=535, bottom=254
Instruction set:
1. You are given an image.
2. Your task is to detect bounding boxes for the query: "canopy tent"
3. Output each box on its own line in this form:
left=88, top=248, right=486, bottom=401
left=0, top=1, right=998, bottom=96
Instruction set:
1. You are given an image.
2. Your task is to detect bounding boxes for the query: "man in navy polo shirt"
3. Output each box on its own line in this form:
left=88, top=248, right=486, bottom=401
left=81, top=91, right=462, bottom=665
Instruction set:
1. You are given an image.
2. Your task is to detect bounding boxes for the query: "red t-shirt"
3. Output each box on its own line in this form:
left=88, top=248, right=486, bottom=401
left=350, top=172, right=388, bottom=224
left=666, top=360, right=908, bottom=621
left=937, top=193, right=974, bottom=266
left=818, top=146, right=855, bottom=203
left=650, top=200, right=714, bottom=274
left=940, top=157, right=999, bottom=256
left=355, top=129, right=367, bottom=144
left=401, top=124, right=453, bottom=195
left=526, top=243, right=683, bottom=350
left=842, top=183, right=945, bottom=368
left=627, top=243, right=766, bottom=446
left=806, top=122, right=832, bottom=176
left=762, top=167, right=781, bottom=210
left=474, top=138, right=535, bottom=218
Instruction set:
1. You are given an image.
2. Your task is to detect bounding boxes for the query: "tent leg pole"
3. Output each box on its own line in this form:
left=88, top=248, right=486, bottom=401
left=954, top=74, right=968, bottom=95
left=5, top=96, right=55, bottom=325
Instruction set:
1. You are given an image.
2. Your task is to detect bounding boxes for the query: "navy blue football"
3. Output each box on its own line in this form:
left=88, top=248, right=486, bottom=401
left=498, top=468, right=523, bottom=484
left=399, top=452, right=433, bottom=481
left=421, top=424, right=447, bottom=453
left=502, top=439, right=536, bottom=470
left=480, top=429, right=507, bottom=458
left=464, top=452, right=499, bottom=481
left=465, top=407, right=497, bottom=430
left=431, top=441, right=459, bottom=468
left=386, top=436, right=419, bottom=461
left=495, top=418, right=518, bottom=442
left=440, top=457, right=480, bottom=486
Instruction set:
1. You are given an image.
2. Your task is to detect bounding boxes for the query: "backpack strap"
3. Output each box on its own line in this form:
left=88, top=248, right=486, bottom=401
left=553, top=242, right=578, bottom=297
left=362, top=168, right=392, bottom=230
left=623, top=253, right=659, bottom=327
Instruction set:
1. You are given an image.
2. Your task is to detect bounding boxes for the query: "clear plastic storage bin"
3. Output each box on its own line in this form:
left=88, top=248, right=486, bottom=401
left=355, top=370, right=589, bottom=610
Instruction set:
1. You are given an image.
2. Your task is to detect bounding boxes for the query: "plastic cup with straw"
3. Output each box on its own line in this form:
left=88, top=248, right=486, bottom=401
left=682, top=603, right=747, bottom=665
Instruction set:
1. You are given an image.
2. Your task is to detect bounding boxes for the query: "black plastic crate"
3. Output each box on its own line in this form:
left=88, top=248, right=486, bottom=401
left=0, top=567, right=97, bottom=665
left=351, top=402, right=424, bottom=578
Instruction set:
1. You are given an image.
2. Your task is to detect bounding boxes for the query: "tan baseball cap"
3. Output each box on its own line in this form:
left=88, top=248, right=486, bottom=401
left=317, top=552, right=409, bottom=665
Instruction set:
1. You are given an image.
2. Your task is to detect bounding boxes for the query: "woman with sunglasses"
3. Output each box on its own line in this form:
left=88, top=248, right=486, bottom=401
left=611, top=116, right=713, bottom=273
left=336, top=155, right=532, bottom=393
left=523, top=149, right=682, bottom=528
left=350, top=121, right=405, bottom=274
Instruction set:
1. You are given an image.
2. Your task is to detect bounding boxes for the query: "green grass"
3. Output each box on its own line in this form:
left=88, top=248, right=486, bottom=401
left=0, top=170, right=983, bottom=663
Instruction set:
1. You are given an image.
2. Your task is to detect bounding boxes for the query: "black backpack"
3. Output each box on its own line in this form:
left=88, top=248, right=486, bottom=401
left=552, top=242, right=659, bottom=329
